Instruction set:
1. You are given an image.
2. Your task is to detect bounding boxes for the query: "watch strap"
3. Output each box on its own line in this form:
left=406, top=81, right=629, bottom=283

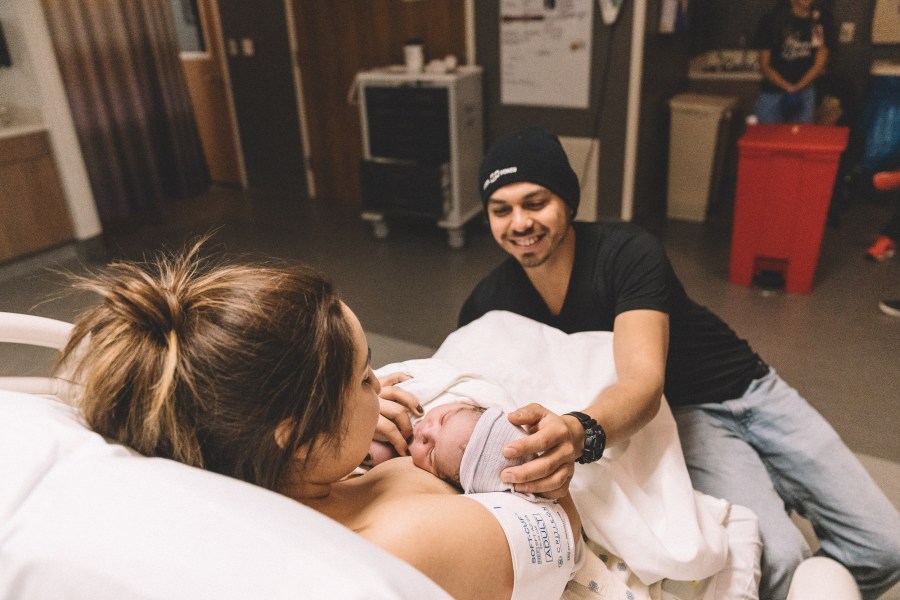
left=565, top=411, right=606, bottom=464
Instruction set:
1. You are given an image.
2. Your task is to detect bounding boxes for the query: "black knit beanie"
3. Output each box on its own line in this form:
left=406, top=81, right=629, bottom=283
left=479, top=126, right=580, bottom=215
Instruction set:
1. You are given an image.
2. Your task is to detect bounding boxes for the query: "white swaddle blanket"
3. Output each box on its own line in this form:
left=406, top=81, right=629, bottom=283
left=376, top=311, right=732, bottom=587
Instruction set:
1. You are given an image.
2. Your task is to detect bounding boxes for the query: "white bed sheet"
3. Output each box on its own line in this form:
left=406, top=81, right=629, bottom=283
left=0, top=389, right=450, bottom=600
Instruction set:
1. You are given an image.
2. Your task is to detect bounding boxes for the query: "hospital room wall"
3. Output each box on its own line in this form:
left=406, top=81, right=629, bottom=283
left=3, top=1, right=691, bottom=232
left=474, top=1, right=692, bottom=227
left=0, top=0, right=102, bottom=243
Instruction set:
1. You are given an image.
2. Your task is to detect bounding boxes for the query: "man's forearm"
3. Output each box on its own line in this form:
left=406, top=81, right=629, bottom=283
left=580, top=379, right=662, bottom=449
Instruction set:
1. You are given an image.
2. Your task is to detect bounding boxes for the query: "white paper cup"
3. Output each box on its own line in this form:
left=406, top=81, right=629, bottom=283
left=404, top=43, right=424, bottom=73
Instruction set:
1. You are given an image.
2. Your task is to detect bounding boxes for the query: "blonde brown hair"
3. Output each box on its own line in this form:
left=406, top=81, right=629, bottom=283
left=58, top=241, right=356, bottom=492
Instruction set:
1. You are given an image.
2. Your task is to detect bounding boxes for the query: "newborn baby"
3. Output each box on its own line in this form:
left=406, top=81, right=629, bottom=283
left=408, top=402, right=544, bottom=500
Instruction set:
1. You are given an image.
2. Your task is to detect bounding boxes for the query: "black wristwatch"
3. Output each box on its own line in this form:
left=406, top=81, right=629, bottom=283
left=565, top=411, right=606, bottom=464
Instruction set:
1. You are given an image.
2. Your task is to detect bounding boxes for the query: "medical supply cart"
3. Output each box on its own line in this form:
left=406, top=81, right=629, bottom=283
left=356, top=65, right=483, bottom=249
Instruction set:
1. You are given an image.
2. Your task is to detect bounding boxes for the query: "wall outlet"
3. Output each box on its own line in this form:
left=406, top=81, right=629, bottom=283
left=839, top=21, right=856, bottom=44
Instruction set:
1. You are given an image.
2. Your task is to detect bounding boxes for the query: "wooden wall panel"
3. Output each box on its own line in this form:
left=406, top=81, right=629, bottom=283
left=292, top=0, right=466, bottom=206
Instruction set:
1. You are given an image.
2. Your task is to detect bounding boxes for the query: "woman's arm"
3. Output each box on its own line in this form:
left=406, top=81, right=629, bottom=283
left=365, top=494, right=515, bottom=600
left=366, top=491, right=583, bottom=600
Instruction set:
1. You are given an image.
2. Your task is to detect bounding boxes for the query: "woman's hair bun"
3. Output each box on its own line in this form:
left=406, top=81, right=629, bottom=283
left=104, top=266, right=187, bottom=343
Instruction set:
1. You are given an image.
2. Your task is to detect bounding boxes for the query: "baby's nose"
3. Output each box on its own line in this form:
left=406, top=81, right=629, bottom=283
left=412, top=422, right=432, bottom=444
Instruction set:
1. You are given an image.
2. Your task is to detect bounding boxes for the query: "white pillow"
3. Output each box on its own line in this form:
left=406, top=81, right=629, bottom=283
left=0, top=390, right=450, bottom=600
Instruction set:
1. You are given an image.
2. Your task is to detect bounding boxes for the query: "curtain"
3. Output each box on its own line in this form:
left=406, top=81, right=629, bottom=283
left=42, top=0, right=209, bottom=224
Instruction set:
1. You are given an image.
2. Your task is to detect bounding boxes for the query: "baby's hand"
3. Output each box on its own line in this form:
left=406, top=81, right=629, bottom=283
left=361, top=440, right=400, bottom=469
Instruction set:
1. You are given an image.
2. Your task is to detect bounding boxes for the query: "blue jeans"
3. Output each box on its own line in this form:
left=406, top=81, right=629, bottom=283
left=672, top=369, right=900, bottom=600
left=754, top=86, right=816, bottom=124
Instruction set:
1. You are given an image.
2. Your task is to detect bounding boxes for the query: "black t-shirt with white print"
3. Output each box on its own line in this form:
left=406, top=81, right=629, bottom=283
left=459, top=222, right=766, bottom=407
left=755, top=7, right=836, bottom=93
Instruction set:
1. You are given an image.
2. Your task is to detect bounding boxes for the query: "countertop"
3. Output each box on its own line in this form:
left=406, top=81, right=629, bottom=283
left=0, top=122, right=48, bottom=140
left=689, top=50, right=762, bottom=82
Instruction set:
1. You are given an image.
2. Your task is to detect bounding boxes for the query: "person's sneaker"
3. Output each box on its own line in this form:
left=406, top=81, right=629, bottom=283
left=873, top=169, right=900, bottom=191
left=879, top=299, right=900, bottom=318
left=866, top=235, right=896, bottom=262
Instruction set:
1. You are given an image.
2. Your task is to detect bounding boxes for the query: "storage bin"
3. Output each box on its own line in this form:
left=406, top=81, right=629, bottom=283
left=667, top=93, right=738, bottom=221
left=729, top=124, right=849, bottom=294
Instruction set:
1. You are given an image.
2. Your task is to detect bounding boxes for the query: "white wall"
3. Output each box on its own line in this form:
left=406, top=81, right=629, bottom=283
left=0, top=2, right=41, bottom=122
left=0, top=0, right=101, bottom=241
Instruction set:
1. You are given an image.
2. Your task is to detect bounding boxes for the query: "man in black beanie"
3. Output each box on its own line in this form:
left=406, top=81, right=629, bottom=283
left=457, top=126, right=900, bottom=600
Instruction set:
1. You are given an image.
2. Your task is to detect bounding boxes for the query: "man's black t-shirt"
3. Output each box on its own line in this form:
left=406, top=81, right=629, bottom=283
left=459, top=222, right=766, bottom=406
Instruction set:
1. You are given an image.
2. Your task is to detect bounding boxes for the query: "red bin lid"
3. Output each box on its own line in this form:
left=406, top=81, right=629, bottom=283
left=738, top=124, right=849, bottom=152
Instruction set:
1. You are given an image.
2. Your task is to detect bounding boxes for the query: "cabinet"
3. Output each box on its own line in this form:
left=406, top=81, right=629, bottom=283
left=356, top=66, right=483, bottom=248
left=0, top=130, right=74, bottom=263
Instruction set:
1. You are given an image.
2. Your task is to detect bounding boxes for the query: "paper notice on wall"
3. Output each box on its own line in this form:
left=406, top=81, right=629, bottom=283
left=500, top=0, right=594, bottom=109
left=598, top=0, right=624, bottom=25
left=872, top=0, right=900, bottom=44
left=659, top=0, right=689, bottom=34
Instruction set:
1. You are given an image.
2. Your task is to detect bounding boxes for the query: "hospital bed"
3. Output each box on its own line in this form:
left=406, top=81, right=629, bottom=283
left=0, top=311, right=861, bottom=599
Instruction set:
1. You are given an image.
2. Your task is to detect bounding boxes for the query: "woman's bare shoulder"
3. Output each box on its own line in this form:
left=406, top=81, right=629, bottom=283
left=348, top=459, right=514, bottom=600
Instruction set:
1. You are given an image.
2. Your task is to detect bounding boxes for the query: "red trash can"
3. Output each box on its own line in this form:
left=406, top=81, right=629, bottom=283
left=729, top=124, right=849, bottom=294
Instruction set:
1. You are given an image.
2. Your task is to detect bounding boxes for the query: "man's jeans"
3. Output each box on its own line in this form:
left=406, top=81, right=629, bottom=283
left=672, top=369, right=900, bottom=600
left=754, top=86, right=815, bottom=124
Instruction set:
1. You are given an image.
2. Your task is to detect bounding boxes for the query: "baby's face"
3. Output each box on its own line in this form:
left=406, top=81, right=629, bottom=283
left=409, top=402, right=482, bottom=484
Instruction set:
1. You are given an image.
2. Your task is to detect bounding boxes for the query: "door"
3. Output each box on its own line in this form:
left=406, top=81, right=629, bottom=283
left=174, top=0, right=244, bottom=186
left=217, top=0, right=307, bottom=192
left=291, top=0, right=466, bottom=206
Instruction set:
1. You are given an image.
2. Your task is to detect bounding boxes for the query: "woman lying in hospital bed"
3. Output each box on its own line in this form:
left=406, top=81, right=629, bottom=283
left=3, top=244, right=843, bottom=599
left=45, top=244, right=582, bottom=600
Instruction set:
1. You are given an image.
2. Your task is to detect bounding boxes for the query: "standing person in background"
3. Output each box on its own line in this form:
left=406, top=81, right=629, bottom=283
left=754, top=0, right=835, bottom=124
left=870, top=168, right=900, bottom=316
left=866, top=167, right=900, bottom=263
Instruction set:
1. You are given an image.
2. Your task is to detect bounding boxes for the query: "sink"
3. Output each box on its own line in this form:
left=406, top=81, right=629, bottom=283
left=700, top=63, right=758, bottom=74
left=871, top=60, right=900, bottom=76
left=690, top=50, right=761, bottom=81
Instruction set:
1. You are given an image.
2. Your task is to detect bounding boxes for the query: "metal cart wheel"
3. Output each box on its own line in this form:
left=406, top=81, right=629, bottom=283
left=447, top=227, right=466, bottom=249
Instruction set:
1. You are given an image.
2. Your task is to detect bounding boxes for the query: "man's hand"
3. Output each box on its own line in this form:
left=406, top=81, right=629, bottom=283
left=499, top=403, right=583, bottom=500
left=374, top=372, right=423, bottom=457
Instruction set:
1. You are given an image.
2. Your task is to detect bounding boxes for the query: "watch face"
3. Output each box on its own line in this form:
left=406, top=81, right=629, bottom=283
left=582, top=426, right=605, bottom=462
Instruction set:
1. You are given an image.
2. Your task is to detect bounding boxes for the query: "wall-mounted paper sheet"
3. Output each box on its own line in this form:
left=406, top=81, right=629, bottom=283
left=872, top=0, right=900, bottom=44
left=598, top=0, right=624, bottom=25
left=659, top=0, right=689, bottom=34
left=500, top=0, right=594, bottom=109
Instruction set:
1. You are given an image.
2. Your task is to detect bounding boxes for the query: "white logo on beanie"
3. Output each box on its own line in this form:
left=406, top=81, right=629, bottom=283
left=483, top=166, right=518, bottom=190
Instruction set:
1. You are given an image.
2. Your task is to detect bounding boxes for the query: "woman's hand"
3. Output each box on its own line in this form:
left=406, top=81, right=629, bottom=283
left=499, top=403, right=583, bottom=500
left=374, top=372, right=423, bottom=457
